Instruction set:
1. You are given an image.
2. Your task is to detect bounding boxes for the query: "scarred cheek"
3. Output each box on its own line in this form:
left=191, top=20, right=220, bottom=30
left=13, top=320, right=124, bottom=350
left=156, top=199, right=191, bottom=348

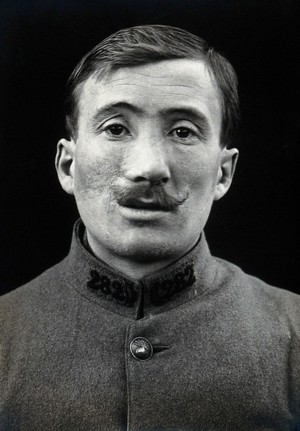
left=74, top=148, right=123, bottom=199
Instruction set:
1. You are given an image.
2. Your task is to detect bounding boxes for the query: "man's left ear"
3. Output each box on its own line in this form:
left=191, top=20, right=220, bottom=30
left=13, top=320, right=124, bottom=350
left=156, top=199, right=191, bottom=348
left=214, top=148, right=239, bottom=201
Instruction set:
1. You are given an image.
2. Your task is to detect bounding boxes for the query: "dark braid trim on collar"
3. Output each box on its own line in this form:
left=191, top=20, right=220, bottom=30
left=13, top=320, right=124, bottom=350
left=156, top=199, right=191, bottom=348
left=149, top=262, right=196, bottom=305
left=86, top=260, right=196, bottom=307
left=87, top=269, right=138, bottom=307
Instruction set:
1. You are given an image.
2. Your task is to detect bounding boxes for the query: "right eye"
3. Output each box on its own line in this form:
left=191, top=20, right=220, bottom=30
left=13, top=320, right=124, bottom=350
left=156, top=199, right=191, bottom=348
left=104, top=124, right=129, bottom=137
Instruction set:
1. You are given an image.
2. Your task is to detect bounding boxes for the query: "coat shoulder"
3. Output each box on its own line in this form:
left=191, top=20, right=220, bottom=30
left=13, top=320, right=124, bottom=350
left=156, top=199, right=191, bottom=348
left=0, top=258, right=68, bottom=328
left=213, top=255, right=300, bottom=329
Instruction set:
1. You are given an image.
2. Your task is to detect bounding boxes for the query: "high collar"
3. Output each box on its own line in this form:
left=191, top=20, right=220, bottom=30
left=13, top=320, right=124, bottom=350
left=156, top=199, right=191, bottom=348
left=63, top=219, right=217, bottom=319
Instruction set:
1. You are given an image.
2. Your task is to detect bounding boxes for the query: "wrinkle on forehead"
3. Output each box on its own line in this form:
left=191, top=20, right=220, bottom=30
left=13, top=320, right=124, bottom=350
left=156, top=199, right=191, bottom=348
left=99, top=81, right=208, bottom=89
left=98, top=61, right=216, bottom=91
left=82, top=77, right=217, bottom=105
left=87, top=58, right=216, bottom=89
left=101, top=58, right=211, bottom=78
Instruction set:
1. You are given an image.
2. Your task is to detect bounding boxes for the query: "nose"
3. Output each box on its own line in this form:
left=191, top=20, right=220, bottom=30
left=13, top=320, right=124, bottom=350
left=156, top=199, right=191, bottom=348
left=124, top=139, right=171, bottom=185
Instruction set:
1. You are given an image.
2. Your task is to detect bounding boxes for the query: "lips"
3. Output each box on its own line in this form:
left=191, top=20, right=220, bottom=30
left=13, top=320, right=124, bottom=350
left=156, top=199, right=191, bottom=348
left=114, top=184, right=188, bottom=212
left=120, top=197, right=168, bottom=211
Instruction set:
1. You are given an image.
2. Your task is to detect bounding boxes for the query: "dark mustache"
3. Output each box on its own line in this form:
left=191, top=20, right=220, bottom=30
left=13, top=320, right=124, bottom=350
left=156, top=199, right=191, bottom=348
left=114, top=184, right=188, bottom=211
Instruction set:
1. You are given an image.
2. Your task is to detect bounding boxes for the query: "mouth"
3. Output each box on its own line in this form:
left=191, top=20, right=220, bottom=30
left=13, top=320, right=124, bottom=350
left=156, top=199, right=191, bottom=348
left=121, top=198, right=170, bottom=212
left=114, top=185, right=189, bottom=219
left=117, top=201, right=171, bottom=222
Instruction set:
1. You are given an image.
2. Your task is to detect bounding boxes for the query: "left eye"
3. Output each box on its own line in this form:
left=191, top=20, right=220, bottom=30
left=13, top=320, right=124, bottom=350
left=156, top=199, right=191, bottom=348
left=172, top=127, right=194, bottom=139
left=105, top=124, right=128, bottom=136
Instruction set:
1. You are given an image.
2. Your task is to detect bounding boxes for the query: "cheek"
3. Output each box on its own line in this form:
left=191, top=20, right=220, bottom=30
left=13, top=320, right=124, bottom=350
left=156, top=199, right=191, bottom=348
left=175, top=151, right=220, bottom=194
left=73, top=144, right=122, bottom=200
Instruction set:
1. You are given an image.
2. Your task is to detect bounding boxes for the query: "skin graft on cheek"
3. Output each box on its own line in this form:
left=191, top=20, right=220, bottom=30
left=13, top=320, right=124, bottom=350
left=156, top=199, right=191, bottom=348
left=74, top=141, right=124, bottom=195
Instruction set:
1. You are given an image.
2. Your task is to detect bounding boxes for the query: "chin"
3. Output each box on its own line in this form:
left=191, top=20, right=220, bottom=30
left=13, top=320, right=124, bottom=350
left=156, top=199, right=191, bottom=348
left=86, top=218, right=199, bottom=263
left=108, top=233, right=183, bottom=262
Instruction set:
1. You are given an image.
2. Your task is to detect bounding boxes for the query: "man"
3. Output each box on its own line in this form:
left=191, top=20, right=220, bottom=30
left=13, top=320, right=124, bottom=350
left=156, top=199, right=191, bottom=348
left=0, top=25, right=299, bottom=430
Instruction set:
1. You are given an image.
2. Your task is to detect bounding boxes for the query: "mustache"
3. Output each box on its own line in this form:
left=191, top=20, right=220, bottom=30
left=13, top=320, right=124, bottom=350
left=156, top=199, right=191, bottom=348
left=113, top=184, right=188, bottom=211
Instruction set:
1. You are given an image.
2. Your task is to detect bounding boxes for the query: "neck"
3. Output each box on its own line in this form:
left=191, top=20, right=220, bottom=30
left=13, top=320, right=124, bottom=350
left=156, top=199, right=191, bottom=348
left=85, top=232, right=198, bottom=280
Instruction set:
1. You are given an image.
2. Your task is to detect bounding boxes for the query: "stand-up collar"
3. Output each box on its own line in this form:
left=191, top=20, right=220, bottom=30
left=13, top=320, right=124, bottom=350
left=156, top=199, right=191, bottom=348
left=64, top=220, right=217, bottom=319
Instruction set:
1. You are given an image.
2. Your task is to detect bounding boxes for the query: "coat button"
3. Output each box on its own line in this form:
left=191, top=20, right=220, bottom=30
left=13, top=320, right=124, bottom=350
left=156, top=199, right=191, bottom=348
left=130, top=337, right=153, bottom=361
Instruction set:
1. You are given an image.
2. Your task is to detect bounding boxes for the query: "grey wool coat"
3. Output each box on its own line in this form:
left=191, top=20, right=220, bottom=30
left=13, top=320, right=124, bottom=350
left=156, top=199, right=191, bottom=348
left=0, top=219, right=300, bottom=431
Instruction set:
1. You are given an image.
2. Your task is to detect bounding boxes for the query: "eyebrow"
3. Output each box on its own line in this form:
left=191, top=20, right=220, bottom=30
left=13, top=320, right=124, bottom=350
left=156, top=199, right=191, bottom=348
left=90, top=101, right=211, bottom=130
left=160, top=107, right=210, bottom=128
left=91, top=102, right=143, bottom=129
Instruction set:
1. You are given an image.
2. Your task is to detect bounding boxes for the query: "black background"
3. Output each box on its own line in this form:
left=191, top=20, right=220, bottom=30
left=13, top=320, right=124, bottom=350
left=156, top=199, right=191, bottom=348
left=1, top=0, right=299, bottom=295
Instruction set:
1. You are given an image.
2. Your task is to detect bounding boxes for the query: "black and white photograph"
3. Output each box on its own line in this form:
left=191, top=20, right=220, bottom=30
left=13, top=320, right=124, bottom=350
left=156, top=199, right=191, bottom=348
left=0, top=1, right=299, bottom=429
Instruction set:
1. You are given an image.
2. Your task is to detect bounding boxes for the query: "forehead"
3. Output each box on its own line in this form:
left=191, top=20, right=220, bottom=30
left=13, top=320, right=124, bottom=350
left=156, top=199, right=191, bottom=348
left=77, top=59, right=221, bottom=130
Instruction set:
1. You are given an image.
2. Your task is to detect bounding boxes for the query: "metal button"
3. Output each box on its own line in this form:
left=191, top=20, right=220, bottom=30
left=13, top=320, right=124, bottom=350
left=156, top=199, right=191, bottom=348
left=130, top=337, right=153, bottom=361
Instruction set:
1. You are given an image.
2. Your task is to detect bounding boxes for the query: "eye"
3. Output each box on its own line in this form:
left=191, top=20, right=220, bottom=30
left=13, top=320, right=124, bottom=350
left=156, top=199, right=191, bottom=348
left=172, top=127, right=195, bottom=139
left=104, top=124, right=129, bottom=137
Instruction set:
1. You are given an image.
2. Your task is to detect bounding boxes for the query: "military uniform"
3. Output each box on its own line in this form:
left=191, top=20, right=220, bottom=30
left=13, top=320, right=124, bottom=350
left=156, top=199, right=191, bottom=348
left=1, top=220, right=299, bottom=430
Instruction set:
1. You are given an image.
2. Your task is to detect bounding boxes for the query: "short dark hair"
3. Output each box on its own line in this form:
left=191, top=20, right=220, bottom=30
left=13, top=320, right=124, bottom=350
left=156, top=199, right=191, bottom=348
left=65, top=25, right=239, bottom=147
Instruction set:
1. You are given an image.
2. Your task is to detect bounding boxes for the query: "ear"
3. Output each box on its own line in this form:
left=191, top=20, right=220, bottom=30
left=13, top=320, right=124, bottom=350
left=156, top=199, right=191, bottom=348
left=214, top=148, right=239, bottom=201
left=55, top=138, right=76, bottom=195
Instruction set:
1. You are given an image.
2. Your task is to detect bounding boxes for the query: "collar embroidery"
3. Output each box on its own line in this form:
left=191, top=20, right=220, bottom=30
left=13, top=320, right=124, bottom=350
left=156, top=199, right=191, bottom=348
left=149, top=262, right=196, bottom=305
left=87, top=270, right=138, bottom=306
left=86, top=260, right=196, bottom=307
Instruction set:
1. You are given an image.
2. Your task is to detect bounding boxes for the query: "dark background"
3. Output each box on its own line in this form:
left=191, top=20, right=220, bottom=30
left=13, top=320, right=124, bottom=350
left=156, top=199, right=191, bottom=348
left=0, top=0, right=299, bottom=295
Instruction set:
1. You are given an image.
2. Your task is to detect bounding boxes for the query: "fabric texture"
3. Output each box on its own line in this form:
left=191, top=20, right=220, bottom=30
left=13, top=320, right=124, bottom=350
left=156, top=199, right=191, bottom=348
left=0, top=219, right=300, bottom=431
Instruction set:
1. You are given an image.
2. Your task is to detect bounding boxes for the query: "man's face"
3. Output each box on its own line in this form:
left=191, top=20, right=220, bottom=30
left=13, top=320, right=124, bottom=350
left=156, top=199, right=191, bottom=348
left=57, top=59, right=237, bottom=262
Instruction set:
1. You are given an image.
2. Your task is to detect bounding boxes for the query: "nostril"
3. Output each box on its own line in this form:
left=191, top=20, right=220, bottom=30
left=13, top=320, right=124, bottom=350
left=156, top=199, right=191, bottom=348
left=132, top=176, right=169, bottom=185
left=134, top=176, right=148, bottom=183
left=151, top=177, right=169, bottom=187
